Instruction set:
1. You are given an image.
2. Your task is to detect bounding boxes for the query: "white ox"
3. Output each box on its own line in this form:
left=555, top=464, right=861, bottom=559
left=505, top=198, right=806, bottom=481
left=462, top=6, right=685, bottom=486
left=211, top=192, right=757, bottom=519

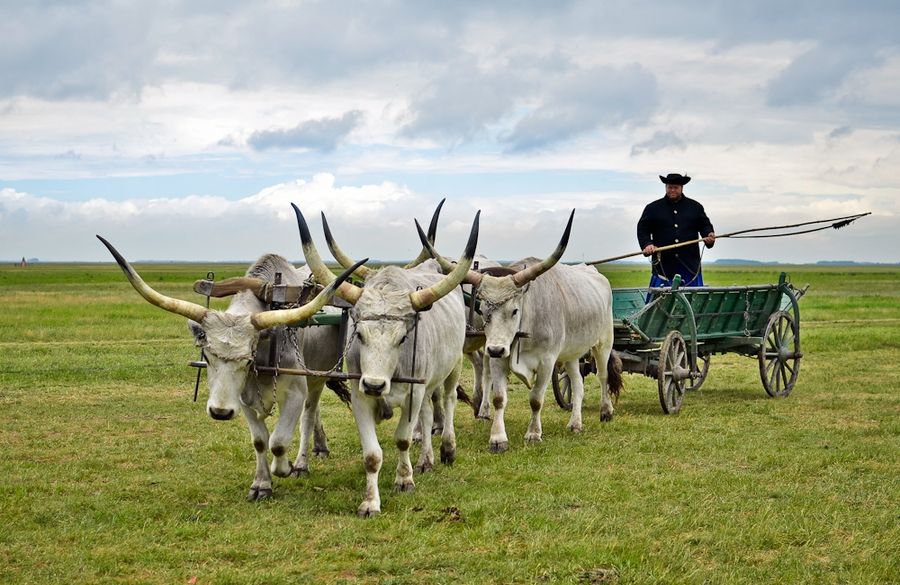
left=292, top=204, right=479, bottom=517
left=420, top=212, right=623, bottom=452
left=97, top=236, right=362, bottom=500
left=322, top=207, right=495, bottom=424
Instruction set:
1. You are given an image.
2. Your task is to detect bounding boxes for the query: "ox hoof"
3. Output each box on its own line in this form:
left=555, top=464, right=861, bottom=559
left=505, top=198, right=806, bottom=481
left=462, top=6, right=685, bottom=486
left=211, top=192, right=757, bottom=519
left=567, top=422, right=583, bottom=433
left=288, top=465, right=310, bottom=478
left=489, top=440, right=509, bottom=454
left=524, top=432, right=543, bottom=444
left=247, top=486, right=273, bottom=501
left=313, top=448, right=330, bottom=459
left=600, top=410, right=615, bottom=422
left=357, top=502, right=381, bottom=518
left=476, top=413, right=492, bottom=421
left=415, top=461, right=434, bottom=474
left=440, top=446, right=456, bottom=465
left=394, top=479, right=416, bottom=493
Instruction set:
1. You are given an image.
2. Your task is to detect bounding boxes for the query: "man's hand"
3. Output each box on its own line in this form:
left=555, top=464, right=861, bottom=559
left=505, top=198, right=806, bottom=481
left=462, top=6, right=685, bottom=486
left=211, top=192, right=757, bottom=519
left=703, top=232, right=716, bottom=247
left=642, top=244, right=657, bottom=256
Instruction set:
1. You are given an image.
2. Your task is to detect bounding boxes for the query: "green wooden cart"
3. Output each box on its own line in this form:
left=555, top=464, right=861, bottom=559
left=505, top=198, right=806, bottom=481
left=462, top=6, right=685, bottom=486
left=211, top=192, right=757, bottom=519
left=552, top=272, right=808, bottom=414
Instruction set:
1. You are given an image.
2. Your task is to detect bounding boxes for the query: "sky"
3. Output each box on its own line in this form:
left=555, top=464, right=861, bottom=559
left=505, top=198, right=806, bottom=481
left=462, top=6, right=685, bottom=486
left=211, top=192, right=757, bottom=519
left=1, top=1, right=898, bottom=265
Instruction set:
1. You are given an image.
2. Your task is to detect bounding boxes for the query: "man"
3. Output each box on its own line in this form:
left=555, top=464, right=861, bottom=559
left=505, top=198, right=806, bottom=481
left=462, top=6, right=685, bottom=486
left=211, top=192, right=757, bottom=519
left=637, top=173, right=715, bottom=287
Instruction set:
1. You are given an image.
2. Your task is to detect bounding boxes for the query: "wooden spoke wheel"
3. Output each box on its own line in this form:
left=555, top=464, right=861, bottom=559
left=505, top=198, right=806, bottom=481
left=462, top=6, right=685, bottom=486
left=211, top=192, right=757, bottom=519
left=658, top=330, right=690, bottom=414
left=551, top=363, right=573, bottom=411
left=685, top=351, right=711, bottom=392
left=758, top=310, right=802, bottom=397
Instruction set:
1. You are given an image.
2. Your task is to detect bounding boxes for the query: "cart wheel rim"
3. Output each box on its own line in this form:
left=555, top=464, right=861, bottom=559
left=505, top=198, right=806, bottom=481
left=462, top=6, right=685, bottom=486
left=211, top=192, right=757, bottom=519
left=658, top=331, right=688, bottom=414
left=552, top=364, right=573, bottom=411
left=686, top=352, right=710, bottom=392
left=759, top=311, right=801, bottom=397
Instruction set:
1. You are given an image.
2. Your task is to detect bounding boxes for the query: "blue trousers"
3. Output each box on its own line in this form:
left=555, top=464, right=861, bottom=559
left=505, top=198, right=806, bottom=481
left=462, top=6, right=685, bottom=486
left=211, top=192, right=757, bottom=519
left=647, top=272, right=704, bottom=302
left=648, top=272, right=705, bottom=288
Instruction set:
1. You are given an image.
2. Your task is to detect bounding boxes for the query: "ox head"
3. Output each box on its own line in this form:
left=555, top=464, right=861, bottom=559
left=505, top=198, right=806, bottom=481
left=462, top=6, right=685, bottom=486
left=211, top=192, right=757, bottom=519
left=292, top=203, right=479, bottom=397
left=416, top=209, right=574, bottom=359
left=97, top=235, right=363, bottom=420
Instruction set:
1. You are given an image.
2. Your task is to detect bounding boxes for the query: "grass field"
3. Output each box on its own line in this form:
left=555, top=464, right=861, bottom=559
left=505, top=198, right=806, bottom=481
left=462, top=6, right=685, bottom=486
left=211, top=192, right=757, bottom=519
left=1, top=262, right=898, bottom=584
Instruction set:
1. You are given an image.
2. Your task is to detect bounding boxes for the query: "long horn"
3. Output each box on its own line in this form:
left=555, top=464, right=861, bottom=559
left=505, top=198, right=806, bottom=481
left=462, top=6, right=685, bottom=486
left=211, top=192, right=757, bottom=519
left=409, top=211, right=480, bottom=311
left=510, top=209, right=574, bottom=287
left=414, top=218, right=483, bottom=287
left=97, top=235, right=208, bottom=323
left=292, top=203, right=363, bottom=304
left=251, top=258, right=368, bottom=330
left=403, top=197, right=445, bottom=268
left=321, top=212, right=374, bottom=280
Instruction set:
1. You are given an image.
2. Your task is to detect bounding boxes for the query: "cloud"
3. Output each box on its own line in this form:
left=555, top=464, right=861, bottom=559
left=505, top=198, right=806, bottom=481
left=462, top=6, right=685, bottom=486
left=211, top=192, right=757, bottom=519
left=631, top=131, right=686, bottom=157
left=502, top=64, right=658, bottom=152
left=399, top=59, right=525, bottom=143
left=766, top=43, right=884, bottom=107
left=246, top=111, right=363, bottom=152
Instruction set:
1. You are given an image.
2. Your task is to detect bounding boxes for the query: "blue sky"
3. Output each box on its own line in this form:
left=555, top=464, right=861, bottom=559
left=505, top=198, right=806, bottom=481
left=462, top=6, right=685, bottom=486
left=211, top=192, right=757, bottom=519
left=1, top=1, right=897, bottom=263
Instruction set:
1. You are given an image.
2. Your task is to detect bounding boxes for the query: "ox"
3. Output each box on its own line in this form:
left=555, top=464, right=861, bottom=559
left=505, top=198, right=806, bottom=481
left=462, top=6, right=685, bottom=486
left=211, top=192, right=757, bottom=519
left=97, top=236, right=363, bottom=500
left=418, top=212, right=623, bottom=452
left=292, top=204, right=479, bottom=517
left=322, top=207, right=493, bottom=426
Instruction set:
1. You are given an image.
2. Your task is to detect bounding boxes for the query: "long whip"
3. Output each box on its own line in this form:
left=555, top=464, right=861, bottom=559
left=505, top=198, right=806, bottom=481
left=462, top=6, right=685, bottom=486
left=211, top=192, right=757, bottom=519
left=585, top=212, right=871, bottom=266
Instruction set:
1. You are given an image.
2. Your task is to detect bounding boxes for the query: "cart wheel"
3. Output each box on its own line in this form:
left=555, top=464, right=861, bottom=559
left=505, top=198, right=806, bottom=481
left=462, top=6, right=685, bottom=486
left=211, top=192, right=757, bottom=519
left=686, top=352, right=711, bottom=392
left=658, top=330, right=690, bottom=414
left=551, top=363, right=573, bottom=411
left=759, top=310, right=801, bottom=397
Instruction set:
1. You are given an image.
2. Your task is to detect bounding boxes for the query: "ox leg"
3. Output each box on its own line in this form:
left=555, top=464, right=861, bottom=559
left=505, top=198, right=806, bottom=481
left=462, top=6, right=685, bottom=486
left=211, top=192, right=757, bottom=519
left=488, top=357, right=510, bottom=453
left=431, top=390, right=444, bottom=436
left=524, top=361, right=553, bottom=443
left=440, top=358, right=463, bottom=465
left=291, top=381, right=326, bottom=476
left=593, top=343, right=615, bottom=422
left=565, top=359, right=586, bottom=433
left=269, top=379, right=306, bottom=478
left=353, top=392, right=383, bottom=518
left=474, top=350, right=492, bottom=420
left=415, top=387, right=436, bottom=473
left=395, top=384, right=426, bottom=493
left=312, top=408, right=329, bottom=458
left=241, top=405, right=274, bottom=501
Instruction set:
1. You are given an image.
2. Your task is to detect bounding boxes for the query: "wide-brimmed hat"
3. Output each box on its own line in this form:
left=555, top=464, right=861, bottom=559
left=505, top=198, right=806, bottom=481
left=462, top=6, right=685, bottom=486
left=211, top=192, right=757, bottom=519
left=659, top=173, right=691, bottom=185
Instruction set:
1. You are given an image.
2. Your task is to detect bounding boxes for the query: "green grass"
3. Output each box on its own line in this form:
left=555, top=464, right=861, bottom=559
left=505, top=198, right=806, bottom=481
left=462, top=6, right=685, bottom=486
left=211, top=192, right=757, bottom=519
left=1, top=263, right=897, bottom=584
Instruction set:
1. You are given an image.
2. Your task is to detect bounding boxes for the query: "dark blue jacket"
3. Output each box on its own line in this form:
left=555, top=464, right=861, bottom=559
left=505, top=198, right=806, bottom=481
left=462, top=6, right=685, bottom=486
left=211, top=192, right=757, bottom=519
left=637, top=195, right=714, bottom=281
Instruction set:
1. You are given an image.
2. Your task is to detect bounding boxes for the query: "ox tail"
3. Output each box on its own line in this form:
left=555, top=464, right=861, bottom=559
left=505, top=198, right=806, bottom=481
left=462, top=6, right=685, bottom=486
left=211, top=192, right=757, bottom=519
left=607, top=351, right=624, bottom=403
left=455, top=384, right=473, bottom=407
left=325, top=379, right=352, bottom=406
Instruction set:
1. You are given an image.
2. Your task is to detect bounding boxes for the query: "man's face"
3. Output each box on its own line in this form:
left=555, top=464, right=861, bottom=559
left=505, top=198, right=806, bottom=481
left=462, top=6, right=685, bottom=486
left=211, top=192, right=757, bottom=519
left=665, top=184, right=683, bottom=201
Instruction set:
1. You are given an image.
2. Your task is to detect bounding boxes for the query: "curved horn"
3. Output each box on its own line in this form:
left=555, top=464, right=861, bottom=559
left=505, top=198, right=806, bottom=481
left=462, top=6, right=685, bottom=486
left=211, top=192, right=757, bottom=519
left=321, top=212, right=374, bottom=280
left=251, top=258, right=368, bottom=330
left=97, top=235, right=208, bottom=323
left=511, top=209, right=574, bottom=287
left=409, top=211, right=480, bottom=311
left=292, top=204, right=363, bottom=304
left=414, top=218, right=483, bottom=287
left=403, top=197, right=445, bottom=268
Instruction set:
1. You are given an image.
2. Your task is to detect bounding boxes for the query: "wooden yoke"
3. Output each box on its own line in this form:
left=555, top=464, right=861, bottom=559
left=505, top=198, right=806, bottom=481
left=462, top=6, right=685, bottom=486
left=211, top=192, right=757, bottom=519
left=192, top=276, right=334, bottom=306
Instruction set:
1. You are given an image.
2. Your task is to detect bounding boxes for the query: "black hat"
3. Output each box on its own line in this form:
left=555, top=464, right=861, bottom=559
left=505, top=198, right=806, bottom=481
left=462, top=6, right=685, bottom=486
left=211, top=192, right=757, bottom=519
left=659, top=173, right=691, bottom=185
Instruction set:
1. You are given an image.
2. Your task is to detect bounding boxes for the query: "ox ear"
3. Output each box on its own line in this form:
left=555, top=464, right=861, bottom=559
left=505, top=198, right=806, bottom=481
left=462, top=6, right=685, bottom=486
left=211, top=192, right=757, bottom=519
left=187, top=320, right=206, bottom=346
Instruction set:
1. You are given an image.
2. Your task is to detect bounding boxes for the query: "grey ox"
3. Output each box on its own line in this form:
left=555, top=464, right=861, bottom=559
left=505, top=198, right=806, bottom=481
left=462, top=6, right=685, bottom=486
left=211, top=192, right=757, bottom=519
left=419, top=211, right=623, bottom=452
left=97, top=236, right=363, bottom=500
left=321, top=206, right=497, bottom=425
left=292, top=203, right=479, bottom=517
